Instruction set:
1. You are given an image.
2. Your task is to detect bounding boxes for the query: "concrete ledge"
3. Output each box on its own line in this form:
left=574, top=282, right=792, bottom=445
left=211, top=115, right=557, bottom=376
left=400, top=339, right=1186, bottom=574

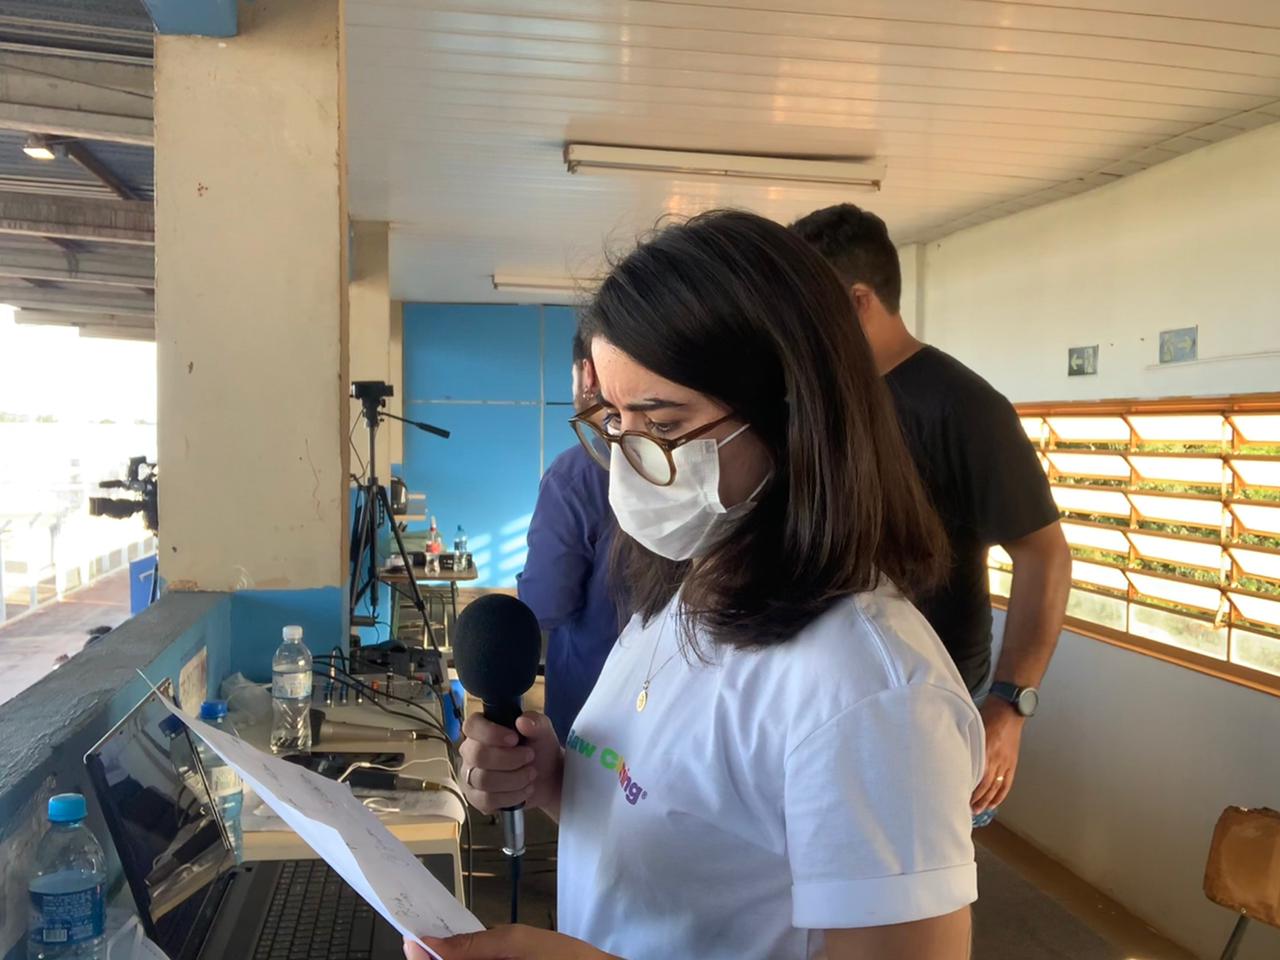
left=0, top=590, right=231, bottom=957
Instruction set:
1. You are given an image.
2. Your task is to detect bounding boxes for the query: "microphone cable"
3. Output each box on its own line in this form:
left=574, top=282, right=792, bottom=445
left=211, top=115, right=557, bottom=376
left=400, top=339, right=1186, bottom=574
left=308, top=667, right=474, bottom=909
left=311, top=657, right=453, bottom=743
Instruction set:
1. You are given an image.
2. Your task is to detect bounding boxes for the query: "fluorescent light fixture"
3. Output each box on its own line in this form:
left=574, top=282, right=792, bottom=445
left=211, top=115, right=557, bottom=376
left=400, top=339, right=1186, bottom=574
left=22, top=134, right=56, bottom=161
left=491, top=274, right=588, bottom=295
left=564, top=144, right=885, bottom=191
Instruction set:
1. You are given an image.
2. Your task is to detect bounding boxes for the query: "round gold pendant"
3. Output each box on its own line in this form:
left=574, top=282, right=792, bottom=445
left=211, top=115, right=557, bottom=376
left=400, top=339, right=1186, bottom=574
left=636, top=687, right=648, bottom=712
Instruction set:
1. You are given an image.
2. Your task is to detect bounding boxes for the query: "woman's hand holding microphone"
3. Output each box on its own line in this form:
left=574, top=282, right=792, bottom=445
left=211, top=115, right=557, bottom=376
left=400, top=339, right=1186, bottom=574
left=456, top=711, right=563, bottom=817
left=402, top=713, right=609, bottom=959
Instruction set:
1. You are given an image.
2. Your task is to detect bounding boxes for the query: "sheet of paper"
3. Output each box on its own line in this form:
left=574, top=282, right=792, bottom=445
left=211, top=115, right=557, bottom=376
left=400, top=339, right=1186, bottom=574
left=242, top=785, right=465, bottom=833
left=147, top=684, right=482, bottom=958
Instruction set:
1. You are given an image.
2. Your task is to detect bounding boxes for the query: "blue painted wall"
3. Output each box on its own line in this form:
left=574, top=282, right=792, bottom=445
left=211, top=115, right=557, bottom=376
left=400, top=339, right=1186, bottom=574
left=230, top=587, right=347, bottom=683
left=141, top=0, right=236, bottom=36
left=401, top=304, right=580, bottom=587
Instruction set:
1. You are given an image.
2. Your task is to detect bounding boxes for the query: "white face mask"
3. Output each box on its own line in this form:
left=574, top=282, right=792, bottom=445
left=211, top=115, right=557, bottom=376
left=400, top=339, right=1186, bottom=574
left=608, top=423, right=766, bottom=561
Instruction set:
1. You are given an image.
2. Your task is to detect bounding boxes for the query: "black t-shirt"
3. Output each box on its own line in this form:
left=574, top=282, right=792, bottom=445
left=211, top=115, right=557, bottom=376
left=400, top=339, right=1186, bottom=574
left=885, top=346, right=1061, bottom=694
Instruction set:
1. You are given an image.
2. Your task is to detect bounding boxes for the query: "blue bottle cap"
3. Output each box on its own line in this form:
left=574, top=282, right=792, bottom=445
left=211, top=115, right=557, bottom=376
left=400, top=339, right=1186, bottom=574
left=48, top=793, right=87, bottom=823
left=199, top=700, right=228, bottom=721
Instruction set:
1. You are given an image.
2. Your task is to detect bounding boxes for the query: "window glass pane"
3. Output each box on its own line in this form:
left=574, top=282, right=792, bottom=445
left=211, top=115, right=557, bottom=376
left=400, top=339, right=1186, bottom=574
left=1130, top=493, right=1224, bottom=528
left=1231, top=415, right=1280, bottom=444
left=1128, top=455, right=1224, bottom=485
left=1126, top=572, right=1223, bottom=611
left=1128, top=414, right=1226, bottom=443
left=1061, top=522, right=1129, bottom=553
left=1131, top=604, right=1227, bottom=659
left=988, top=545, right=1012, bottom=566
left=1229, top=592, right=1280, bottom=628
left=1232, top=627, right=1280, bottom=677
left=1019, top=417, right=1045, bottom=442
left=1230, top=458, right=1280, bottom=490
left=1067, top=589, right=1127, bottom=630
left=989, top=568, right=1012, bottom=598
left=1072, top=560, right=1129, bottom=591
left=1127, top=532, right=1223, bottom=570
left=1229, top=547, right=1280, bottom=583
left=1230, top=502, right=1280, bottom=536
left=1047, top=452, right=1130, bottom=479
left=1047, top=416, right=1129, bottom=442
left=1053, top=486, right=1131, bottom=518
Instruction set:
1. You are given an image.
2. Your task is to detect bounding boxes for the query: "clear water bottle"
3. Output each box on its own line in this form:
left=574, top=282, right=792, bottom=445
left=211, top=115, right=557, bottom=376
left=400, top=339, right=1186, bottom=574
left=972, top=808, right=998, bottom=829
left=270, top=624, right=312, bottom=755
left=27, top=793, right=106, bottom=960
left=453, top=525, right=468, bottom=569
left=197, top=701, right=244, bottom=863
left=160, top=714, right=205, bottom=802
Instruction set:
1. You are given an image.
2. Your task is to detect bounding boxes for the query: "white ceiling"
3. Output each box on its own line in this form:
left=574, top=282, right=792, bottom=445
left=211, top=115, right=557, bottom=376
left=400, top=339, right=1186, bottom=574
left=345, top=0, right=1280, bottom=304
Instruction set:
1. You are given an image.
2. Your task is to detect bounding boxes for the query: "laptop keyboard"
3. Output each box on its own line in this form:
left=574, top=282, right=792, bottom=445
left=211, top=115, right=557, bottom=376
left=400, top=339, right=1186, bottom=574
left=253, top=860, right=377, bottom=960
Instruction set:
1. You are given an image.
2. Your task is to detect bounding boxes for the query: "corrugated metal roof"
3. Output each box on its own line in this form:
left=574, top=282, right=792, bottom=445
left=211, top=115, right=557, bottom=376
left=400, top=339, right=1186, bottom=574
left=0, top=0, right=152, bottom=59
left=0, top=129, right=153, bottom=200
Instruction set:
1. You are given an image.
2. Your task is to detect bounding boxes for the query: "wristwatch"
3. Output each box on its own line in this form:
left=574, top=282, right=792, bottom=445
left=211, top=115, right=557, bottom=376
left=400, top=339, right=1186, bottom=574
left=989, top=682, right=1039, bottom=718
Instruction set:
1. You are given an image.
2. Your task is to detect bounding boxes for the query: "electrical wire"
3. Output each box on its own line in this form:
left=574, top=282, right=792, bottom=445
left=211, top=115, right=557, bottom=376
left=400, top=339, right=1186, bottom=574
left=305, top=667, right=475, bottom=908
left=309, top=668, right=450, bottom=747
left=349, top=413, right=367, bottom=481
left=312, top=657, right=454, bottom=737
left=510, top=853, right=522, bottom=924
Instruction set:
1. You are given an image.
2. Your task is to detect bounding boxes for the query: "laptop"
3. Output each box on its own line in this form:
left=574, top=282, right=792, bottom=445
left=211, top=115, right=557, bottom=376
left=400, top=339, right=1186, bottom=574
left=85, top=685, right=457, bottom=960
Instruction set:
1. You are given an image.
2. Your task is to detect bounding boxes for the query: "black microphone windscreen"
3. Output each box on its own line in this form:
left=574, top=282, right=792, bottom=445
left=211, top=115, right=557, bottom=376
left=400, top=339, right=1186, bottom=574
left=453, top=594, right=542, bottom=704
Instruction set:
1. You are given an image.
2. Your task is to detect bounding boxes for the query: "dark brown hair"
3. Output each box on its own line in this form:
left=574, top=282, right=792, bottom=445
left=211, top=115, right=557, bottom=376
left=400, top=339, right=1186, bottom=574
left=580, top=210, right=945, bottom=650
left=790, top=203, right=902, bottom=313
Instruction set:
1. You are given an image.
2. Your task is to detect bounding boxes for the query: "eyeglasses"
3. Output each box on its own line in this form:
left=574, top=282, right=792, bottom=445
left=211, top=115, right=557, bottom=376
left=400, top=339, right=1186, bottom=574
left=570, top=402, right=737, bottom=486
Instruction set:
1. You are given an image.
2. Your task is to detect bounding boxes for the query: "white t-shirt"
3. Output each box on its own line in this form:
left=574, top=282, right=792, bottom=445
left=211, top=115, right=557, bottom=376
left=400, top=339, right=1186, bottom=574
left=556, top=581, right=984, bottom=960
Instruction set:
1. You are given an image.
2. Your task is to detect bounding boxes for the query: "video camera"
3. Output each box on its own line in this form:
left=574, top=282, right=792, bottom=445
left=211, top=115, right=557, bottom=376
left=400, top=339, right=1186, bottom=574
left=89, top=455, right=158, bottom=533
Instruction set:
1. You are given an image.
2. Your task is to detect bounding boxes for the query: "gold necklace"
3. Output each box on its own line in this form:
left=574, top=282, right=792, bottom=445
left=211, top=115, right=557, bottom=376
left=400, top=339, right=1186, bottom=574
left=636, top=636, right=680, bottom=713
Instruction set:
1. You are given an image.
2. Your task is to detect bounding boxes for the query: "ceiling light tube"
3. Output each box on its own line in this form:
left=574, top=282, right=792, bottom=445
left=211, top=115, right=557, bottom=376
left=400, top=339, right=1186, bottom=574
left=564, top=144, right=884, bottom=191
left=491, top=274, right=586, bottom=294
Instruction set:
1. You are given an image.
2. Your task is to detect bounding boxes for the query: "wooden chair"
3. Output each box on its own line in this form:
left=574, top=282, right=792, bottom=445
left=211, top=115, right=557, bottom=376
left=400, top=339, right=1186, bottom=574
left=1203, top=806, right=1280, bottom=960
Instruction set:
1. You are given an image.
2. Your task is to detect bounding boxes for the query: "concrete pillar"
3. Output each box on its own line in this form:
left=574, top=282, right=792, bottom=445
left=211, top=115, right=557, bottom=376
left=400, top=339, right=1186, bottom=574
left=154, top=0, right=349, bottom=592
left=348, top=221, right=393, bottom=477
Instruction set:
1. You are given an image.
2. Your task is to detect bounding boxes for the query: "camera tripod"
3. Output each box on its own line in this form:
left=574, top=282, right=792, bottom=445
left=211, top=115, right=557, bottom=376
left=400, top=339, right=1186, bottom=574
left=348, top=381, right=450, bottom=650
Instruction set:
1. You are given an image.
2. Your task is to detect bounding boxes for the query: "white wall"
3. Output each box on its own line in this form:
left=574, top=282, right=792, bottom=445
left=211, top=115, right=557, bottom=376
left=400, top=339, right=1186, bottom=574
left=923, top=122, right=1280, bottom=404
left=994, top=613, right=1280, bottom=960
left=922, top=120, right=1280, bottom=959
left=897, top=242, right=924, bottom=338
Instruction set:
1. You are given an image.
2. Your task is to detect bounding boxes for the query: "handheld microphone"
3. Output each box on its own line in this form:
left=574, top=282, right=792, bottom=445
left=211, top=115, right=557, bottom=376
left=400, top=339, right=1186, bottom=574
left=453, top=593, right=542, bottom=866
left=308, top=709, right=421, bottom=745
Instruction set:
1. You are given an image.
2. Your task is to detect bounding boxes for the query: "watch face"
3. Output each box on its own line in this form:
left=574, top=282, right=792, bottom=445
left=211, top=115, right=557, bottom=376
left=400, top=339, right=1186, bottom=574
left=1017, top=687, right=1040, bottom=717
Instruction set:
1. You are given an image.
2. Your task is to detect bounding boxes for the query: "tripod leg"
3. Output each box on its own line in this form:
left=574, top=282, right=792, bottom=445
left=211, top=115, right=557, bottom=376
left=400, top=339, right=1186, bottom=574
left=376, top=485, right=439, bottom=652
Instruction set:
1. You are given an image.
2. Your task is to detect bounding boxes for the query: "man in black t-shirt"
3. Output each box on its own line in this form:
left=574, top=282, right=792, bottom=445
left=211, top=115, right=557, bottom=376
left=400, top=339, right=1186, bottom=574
left=793, top=204, right=1072, bottom=817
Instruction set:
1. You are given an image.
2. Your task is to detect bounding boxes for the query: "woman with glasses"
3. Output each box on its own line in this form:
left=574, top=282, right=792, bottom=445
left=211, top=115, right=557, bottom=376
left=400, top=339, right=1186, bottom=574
left=411, top=211, right=983, bottom=960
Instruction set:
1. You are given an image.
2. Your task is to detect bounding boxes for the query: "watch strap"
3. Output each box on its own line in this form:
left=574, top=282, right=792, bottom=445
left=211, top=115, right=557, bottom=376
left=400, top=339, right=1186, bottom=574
left=989, top=681, right=1022, bottom=704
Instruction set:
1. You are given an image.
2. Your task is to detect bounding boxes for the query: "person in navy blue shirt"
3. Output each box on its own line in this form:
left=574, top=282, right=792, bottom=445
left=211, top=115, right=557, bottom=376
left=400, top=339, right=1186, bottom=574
left=518, top=329, right=622, bottom=744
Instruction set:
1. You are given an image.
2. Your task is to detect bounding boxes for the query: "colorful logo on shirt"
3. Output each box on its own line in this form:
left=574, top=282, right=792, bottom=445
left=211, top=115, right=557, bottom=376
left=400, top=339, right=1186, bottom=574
left=567, top=729, right=649, bottom=805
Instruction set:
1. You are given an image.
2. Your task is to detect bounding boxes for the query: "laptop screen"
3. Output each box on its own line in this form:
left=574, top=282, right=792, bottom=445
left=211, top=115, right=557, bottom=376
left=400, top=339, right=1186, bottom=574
left=85, top=688, right=234, bottom=956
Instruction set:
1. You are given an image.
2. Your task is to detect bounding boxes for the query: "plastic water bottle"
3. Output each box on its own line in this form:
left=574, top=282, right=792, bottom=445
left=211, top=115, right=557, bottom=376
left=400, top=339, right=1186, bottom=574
left=27, top=793, right=106, bottom=959
left=453, top=525, right=468, bottom=568
left=972, top=808, right=998, bottom=829
left=197, top=701, right=244, bottom=863
left=159, top=714, right=208, bottom=808
left=270, top=624, right=312, bottom=755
